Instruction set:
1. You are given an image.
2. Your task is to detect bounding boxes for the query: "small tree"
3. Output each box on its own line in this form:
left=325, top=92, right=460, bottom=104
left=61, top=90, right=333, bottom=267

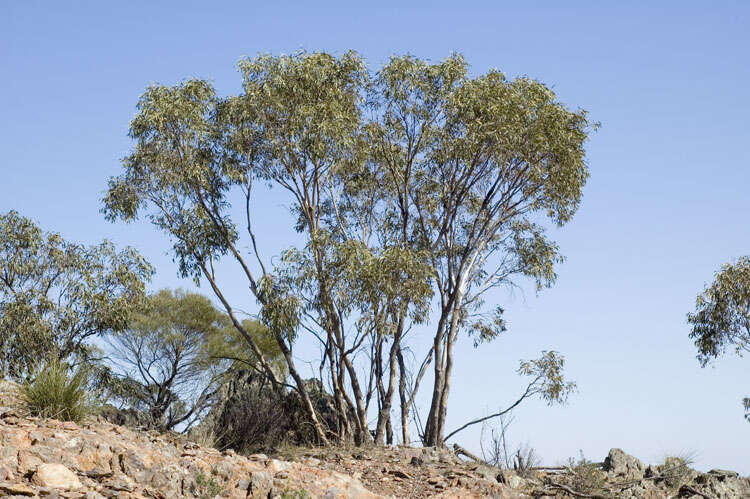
left=108, top=289, right=241, bottom=431
left=0, top=210, right=153, bottom=380
left=688, top=256, right=750, bottom=421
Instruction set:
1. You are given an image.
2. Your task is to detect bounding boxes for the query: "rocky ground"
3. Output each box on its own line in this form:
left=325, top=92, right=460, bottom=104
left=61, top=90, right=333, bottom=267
left=0, top=381, right=747, bottom=498
left=268, top=445, right=750, bottom=498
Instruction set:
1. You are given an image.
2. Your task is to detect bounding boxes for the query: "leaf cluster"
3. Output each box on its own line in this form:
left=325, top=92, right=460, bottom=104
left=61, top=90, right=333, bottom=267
left=688, top=256, right=750, bottom=366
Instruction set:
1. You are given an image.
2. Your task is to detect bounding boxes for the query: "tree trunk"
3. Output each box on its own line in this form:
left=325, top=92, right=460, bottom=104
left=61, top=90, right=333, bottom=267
left=424, top=309, right=449, bottom=446
left=397, top=347, right=410, bottom=445
left=375, top=325, right=403, bottom=444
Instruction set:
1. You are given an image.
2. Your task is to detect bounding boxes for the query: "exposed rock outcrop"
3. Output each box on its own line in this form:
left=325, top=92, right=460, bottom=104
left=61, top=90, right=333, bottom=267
left=0, top=381, right=747, bottom=498
left=0, top=406, right=381, bottom=498
left=602, top=447, right=646, bottom=479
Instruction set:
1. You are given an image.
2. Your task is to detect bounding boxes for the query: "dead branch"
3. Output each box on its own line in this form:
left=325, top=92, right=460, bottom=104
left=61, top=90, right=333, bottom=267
left=452, top=443, right=484, bottom=463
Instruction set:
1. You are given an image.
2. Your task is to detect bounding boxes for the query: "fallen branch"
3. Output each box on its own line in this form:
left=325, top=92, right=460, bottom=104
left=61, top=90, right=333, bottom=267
left=452, top=443, right=483, bottom=463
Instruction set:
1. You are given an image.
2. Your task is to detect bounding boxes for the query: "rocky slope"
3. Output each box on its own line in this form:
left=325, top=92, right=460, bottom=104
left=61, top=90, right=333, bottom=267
left=0, top=381, right=747, bottom=498
left=0, top=405, right=383, bottom=498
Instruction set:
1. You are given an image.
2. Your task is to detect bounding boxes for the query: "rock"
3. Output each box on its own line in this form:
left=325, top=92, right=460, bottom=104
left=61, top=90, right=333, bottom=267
left=0, top=380, right=22, bottom=408
left=0, top=481, right=36, bottom=496
left=248, top=470, right=273, bottom=498
left=692, top=470, right=750, bottom=498
left=32, top=463, right=83, bottom=490
left=496, top=470, right=525, bottom=489
left=644, top=464, right=659, bottom=478
left=98, top=405, right=152, bottom=430
left=389, top=469, right=411, bottom=479
left=707, top=469, right=739, bottom=479
left=603, top=448, right=645, bottom=479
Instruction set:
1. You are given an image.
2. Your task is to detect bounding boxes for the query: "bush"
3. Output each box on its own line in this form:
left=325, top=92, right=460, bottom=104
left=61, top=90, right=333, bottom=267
left=194, top=471, right=223, bottom=499
left=660, top=453, right=695, bottom=489
left=191, top=372, right=339, bottom=453
left=22, top=361, right=93, bottom=422
left=566, top=451, right=606, bottom=494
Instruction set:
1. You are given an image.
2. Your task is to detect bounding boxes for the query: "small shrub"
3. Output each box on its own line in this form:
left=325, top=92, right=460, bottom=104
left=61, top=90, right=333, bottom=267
left=194, top=471, right=223, bottom=498
left=566, top=451, right=606, bottom=494
left=21, top=361, right=93, bottom=422
left=512, top=443, right=541, bottom=477
left=660, top=453, right=695, bottom=489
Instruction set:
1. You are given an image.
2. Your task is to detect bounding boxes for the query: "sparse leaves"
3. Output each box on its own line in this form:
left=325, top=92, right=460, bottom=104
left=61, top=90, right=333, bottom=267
left=517, top=350, right=577, bottom=405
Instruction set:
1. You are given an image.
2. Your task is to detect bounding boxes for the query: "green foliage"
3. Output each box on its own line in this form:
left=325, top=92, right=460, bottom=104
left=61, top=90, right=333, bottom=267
left=279, top=489, right=310, bottom=499
left=101, top=50, right=593, bottom=348
left=194, top=471, right=223, bottom=499
left=688, top=256, right=750, bottom=365
left=21, top=361, right=93, bottom=422
left=688, top=256, right=749, bottom=421
left=204, top=317, right=285, bottom=376
left=0, top=210, right=153, bottom=380
left=518, top=351, right=577, bottom=404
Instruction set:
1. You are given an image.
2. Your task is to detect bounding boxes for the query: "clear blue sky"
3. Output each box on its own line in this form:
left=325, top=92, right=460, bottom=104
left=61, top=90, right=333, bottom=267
left=2, top=1, right=748, bottom=472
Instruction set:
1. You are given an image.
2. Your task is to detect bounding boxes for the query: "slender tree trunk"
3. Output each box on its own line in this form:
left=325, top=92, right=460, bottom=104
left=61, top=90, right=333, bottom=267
left=386, top=413, right=393, bottom=445
left=327, top=339, right=351, bottom=442
left=424, top=309, right=449, bottom=446
left=425, top=286, right=464, bottom=446
left=397, top=347, right=410, bottom=445
left=375, top=325, right=403, bottom=444
left=341, top=349, right=372, bottom=445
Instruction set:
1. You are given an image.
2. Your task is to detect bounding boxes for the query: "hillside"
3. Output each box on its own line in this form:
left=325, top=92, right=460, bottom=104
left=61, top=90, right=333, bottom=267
left=0, top=382, right=748, bottom=498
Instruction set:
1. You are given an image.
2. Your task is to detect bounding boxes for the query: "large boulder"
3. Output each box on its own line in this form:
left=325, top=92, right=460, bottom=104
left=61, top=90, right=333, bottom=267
left=603, top=448, right=645, bottom=479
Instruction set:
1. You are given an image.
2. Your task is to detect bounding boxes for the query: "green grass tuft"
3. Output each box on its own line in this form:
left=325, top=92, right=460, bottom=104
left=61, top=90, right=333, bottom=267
left=21, top=361, right=93, bottom=422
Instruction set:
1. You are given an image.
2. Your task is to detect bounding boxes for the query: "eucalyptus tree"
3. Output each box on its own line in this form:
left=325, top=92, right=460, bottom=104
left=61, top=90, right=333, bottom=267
left=688, top=256, right=750, bottom=421
left=364, top=55, right=594, bottom=445
left=0, top=210, right=152, bottom=380
left=104, top=50, right=593, bottom=447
